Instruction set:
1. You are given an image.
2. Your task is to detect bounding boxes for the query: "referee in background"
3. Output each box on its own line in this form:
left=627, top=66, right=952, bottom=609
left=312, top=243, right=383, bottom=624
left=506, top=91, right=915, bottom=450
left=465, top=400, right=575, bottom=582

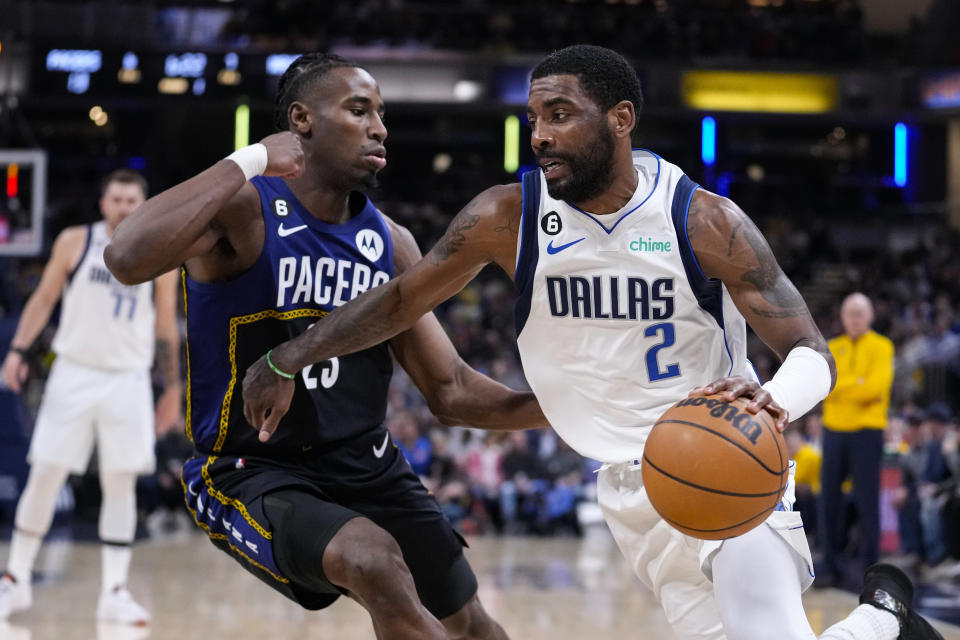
left=819, top=292, right=895, bottom=586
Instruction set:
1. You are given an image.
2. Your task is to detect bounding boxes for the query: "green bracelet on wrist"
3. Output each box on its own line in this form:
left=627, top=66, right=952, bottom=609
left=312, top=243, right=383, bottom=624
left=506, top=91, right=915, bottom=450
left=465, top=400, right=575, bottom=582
left=266, top=349, right=296, bottom=380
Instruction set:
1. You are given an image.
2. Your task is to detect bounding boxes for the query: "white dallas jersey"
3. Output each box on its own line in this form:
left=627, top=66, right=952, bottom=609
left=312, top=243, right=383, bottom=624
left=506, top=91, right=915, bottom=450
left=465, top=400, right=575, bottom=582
left=52, top=221, right=156, bottom=371
left=515, top=150, right=751, bottom=463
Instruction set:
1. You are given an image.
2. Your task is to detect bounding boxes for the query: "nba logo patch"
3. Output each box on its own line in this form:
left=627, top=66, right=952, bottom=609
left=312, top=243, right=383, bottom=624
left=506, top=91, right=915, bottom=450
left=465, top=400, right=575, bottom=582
left=355, top=229, right=384, bottom=262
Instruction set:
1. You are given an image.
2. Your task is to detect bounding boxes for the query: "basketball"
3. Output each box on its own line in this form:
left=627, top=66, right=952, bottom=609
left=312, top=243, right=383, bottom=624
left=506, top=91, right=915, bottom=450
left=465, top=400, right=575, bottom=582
left=641, top=394, right=788, bottom=541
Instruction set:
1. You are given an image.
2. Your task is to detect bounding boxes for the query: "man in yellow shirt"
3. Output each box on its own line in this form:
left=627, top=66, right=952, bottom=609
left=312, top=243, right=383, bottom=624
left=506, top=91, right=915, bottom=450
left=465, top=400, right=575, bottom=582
left=820, top=292, right=895, bottom=586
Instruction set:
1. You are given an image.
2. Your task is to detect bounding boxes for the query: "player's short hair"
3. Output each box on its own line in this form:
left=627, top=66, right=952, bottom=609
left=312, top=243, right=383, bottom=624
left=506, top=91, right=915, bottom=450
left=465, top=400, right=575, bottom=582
left=531, top=45, right=644, bottom=115
left=101, top=169, right=147, bottom=198
left=273, top=53, right=363, bottom=131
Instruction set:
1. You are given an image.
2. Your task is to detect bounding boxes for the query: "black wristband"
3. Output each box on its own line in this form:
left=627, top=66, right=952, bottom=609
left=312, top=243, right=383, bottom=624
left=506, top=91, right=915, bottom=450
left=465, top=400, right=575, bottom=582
left=10, top=346, right=28, bottom=357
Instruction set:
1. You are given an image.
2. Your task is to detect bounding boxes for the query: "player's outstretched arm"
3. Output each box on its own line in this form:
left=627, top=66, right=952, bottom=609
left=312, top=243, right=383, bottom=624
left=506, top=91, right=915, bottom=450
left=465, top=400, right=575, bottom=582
left=387, top=219, right=546, bottom=431
left=685, top=189, right=837, bottom=428
left=105, top=133, right=304, bottom=284
left=242, top=183, right=523, bottom=439
left=1, top=226, right=85, bottom=392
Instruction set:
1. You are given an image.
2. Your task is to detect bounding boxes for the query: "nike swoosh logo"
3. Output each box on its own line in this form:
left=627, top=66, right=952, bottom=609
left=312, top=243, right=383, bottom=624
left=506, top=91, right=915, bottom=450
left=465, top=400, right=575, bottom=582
left=372, top=432, right=390, bottom=458
left=546, top=237, right=586, bottom=254
left=278, top=223, right=308, bottom=237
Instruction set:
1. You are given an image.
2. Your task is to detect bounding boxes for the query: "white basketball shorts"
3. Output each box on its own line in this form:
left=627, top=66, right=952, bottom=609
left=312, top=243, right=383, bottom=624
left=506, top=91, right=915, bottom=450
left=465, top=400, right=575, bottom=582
left=597, top=460, right=814, bottom=640
left=29, top=356, right=156, bottom=474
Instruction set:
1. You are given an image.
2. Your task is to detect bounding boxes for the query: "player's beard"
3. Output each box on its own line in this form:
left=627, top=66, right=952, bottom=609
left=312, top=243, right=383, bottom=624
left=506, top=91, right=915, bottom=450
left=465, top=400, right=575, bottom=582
left=362, top=172, right=380, bottom=189
left=542, top=121, right=616, bottom=204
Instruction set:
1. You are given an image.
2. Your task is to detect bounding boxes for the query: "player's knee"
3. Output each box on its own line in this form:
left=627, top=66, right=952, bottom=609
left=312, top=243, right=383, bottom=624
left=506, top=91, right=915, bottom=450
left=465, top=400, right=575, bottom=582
left=441, top=595, right=490, bottom=640
left=323, top=518, right=409, bottom=594
left=723, top=618, right=811, bottom=640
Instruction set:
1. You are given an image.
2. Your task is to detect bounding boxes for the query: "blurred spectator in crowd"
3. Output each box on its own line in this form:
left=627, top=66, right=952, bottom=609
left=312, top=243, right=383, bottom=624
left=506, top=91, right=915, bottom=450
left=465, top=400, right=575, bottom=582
left=462, top=432, right=505, bottom=532
left=819, top=292, right=895, bottom=586
left=787, top=413, right=824, bottom=549
left=891, top=404, right=959, bottom=577
left=915, top=405, right=958, bottom=577
left=389, top=409, right=432, bottom=477
left=424, top=430, right=474, bottom=529
left=499, top=431, right=547, bottom=534
left=892, top=411, right=928, bottom=570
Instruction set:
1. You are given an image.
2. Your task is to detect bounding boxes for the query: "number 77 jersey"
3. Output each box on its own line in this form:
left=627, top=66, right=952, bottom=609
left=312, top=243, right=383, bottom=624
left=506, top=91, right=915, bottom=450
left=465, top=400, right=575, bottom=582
left=513, top=150, right=751, bottom=463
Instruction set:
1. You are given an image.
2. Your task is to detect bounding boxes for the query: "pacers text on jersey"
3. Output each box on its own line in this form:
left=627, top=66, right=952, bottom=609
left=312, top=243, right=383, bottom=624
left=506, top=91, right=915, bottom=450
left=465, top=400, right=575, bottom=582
left=276, top=255, right=389, bottom=308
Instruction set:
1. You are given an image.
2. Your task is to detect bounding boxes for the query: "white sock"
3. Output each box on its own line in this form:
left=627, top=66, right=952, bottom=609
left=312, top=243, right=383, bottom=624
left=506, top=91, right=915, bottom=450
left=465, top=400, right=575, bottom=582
left=101, top=545, right=132, bottom=593
left=7, top=463, right=71, bottom=584
left=819, top=604, right=900, bottom=640
left=6, top=531, right=42, bottom=585
left=98, top=471, right=137, bottom=592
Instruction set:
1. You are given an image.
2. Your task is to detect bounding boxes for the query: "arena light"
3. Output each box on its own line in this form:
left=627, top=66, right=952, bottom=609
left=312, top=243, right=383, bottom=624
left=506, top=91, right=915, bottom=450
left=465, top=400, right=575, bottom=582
left=235, top=104, right=250, bottom=150
left=164, top=53, right=207, bottom=79
left=683, top=71, right=837, bottom=114
left=118, top=68, right=141, bottom=84
left=118, top=51, right=141, bottom=84
left=46, top=49, right=102, bottom=73
left=894, top=122, right=908, bottom=188
left=6, top=164, right=18, bottom=198
left=266, top=54, right=298, bottom=77
left=67, top=72, right=90, bottom=95
left=701, top=116, right=716, bottom=166
left=217, top=69, right=241, bottom=86
left=504, top=115, right=520, bottom=174
left=158, top=77, right=188, bottom=94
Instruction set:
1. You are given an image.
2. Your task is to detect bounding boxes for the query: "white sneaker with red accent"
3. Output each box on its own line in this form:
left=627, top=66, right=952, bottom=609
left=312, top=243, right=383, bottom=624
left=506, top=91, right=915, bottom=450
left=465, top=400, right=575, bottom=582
left=0, top=574, right=31, bottom=619
left=96, top=587, right=150, bottom=626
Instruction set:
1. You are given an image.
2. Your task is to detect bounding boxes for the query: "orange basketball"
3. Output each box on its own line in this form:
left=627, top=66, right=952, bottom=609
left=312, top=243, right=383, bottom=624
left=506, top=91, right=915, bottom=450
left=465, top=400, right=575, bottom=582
left=641, top=394, right=788, bottom=540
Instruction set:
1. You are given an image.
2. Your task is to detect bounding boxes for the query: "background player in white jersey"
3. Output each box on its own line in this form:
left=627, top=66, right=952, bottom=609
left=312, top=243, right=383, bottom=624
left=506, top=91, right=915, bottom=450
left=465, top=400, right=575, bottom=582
left=242, top=46, right=945, bottom=640
left=0, top=169, right=180, bottom=625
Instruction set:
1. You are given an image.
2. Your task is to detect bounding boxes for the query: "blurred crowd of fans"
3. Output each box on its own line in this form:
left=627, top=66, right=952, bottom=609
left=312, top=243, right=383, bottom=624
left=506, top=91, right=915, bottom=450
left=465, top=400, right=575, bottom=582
left=236, top=0, right=869, bottom=63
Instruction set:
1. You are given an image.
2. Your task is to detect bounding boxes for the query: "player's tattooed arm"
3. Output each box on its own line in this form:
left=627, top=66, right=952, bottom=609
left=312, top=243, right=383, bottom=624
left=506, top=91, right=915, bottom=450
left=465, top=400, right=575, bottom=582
left=245, top=185, right=521, bottom=437
left=386, top=215, right=547, bottom=431
left=686, top=190, right=833, bottom=375
left=428, top=183, right=522, bottom=270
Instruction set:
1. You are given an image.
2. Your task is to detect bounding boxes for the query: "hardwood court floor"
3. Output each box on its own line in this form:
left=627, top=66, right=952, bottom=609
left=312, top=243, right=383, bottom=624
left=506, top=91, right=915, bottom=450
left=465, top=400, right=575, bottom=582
left=2, top=526, right=959, bottom=640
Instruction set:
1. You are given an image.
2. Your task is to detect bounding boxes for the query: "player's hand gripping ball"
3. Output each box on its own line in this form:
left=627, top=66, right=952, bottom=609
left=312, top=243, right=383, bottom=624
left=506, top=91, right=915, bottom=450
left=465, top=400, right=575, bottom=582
left=641, top=394, right=788, bottom=540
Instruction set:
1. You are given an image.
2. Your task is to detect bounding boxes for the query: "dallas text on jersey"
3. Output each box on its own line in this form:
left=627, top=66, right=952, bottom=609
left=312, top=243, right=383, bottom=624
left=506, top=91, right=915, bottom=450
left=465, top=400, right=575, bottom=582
left=545, top=275, right=675, bottom=321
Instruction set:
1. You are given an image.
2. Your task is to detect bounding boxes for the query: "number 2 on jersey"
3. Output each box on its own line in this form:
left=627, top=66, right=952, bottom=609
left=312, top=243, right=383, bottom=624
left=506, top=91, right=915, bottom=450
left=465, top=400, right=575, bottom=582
left=644, top=322, right=680, bottom=381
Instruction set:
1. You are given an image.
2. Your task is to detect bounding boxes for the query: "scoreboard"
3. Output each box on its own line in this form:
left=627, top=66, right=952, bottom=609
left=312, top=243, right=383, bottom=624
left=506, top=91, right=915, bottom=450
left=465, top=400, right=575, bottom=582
left=34, top=48, right=300, bottom=98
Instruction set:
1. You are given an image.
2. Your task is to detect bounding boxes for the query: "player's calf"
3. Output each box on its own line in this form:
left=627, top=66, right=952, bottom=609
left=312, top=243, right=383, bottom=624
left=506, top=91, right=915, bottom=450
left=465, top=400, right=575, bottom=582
left=441, top=594, right=509, bottom=640
left=323, top=518, right=447, bottom=640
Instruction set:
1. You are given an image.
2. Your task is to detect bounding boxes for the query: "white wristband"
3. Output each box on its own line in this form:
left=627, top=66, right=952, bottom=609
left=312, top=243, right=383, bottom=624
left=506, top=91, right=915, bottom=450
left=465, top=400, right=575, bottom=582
left=225, top=143, right=268, bottom=181
left=761, top=346, right=832, bottom=424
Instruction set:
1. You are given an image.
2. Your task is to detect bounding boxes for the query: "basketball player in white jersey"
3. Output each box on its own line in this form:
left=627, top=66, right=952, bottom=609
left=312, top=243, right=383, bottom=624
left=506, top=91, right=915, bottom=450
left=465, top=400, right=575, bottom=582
left=241, top=46, right=947, bottom=639
left=0, top=169, right=180, bottom=625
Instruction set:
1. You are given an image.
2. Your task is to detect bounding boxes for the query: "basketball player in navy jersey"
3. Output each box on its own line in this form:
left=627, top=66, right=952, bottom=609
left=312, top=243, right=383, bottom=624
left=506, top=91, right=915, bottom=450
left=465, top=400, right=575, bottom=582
left=105, top=54, right=545, bottom=640
left=243, top=46, right=945, bottom=640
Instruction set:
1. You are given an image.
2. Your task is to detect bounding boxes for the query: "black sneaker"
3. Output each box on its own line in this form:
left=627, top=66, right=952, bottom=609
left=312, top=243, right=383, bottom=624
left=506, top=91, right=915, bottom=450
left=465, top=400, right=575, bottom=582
left=859, top=563, right=945, bottom=640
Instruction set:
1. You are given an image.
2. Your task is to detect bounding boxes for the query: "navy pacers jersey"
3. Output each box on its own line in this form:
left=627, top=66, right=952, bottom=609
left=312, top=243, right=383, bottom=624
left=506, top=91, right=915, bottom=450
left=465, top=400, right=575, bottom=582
left=183, top=177, right=395, bottom=459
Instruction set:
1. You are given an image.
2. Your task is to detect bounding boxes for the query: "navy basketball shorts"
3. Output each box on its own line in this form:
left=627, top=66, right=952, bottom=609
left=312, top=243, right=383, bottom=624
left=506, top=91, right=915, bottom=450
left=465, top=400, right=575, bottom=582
left=180, top=427, right=477, bottom=618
